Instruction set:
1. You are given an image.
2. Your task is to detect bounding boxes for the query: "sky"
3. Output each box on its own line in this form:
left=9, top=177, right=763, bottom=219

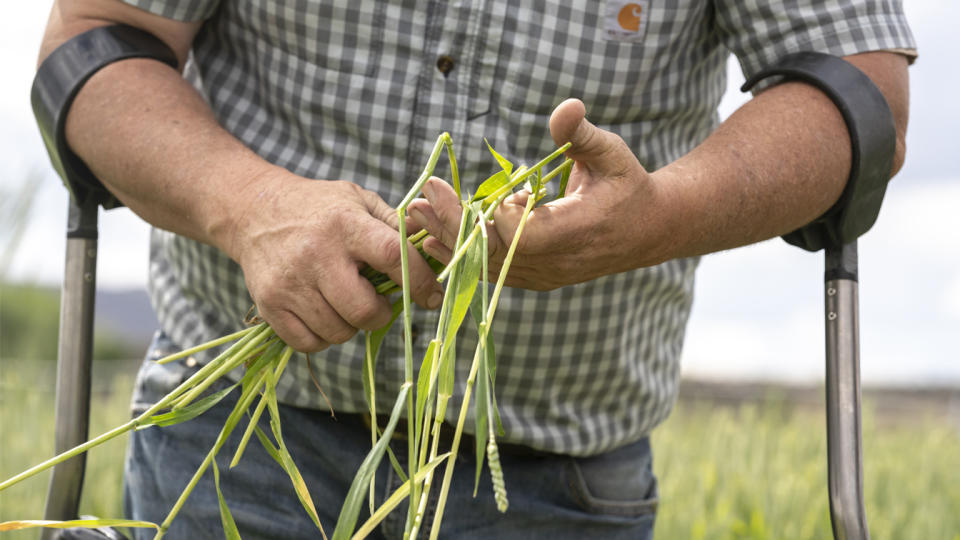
left=1, top=2, right=957, bottom=386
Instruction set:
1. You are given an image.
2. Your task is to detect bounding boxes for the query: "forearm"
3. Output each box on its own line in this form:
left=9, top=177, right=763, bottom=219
left=63, top=57, right=277, bottom=257
left=651, top=52, right=909, bottom=259
left=39, top=2, right=278, bottom=259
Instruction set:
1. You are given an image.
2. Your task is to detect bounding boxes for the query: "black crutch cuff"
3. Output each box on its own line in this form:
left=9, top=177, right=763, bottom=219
left=741, top=51, right=896, bottom=252
left=32, top=24, right=179, bottom=209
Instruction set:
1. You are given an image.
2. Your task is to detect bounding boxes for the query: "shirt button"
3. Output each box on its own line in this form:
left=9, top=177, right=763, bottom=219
left=436, top=55, right=455, bottom=76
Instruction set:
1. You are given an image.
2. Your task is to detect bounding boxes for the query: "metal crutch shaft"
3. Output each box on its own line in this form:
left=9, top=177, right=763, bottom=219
left=824, top=240, right=869, bottom=540
left=42, top=197, right=99, bottom=538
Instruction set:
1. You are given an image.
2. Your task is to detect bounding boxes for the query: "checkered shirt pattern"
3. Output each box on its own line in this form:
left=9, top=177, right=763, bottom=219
left=126, top=0, right=915, bottom=455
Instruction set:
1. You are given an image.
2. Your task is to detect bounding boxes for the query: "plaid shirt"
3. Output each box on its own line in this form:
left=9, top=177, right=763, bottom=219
left=129, top=0, right=914, bottom=455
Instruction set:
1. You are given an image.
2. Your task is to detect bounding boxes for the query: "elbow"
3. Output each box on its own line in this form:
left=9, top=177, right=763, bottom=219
left=843, top=51, right=911, bottom=179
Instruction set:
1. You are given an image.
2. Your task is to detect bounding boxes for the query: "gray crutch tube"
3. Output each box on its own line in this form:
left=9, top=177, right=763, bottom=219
left=41, top=197, right=98, bottom=538
left=824, top=240, right=869, bottom=540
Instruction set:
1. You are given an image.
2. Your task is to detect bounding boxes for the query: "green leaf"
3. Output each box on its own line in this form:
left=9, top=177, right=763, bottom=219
left=212, top=460, right=242, bottom=540
left=484, top=138, right=513, bottom=175
left=363, top=298, right=404, bottom=410
left=473, top=341, right=490, bottom=495
left=229, top=390, right=270, bottom=468
left=470, top=170, right=510, bottom=203
left=470, top=291, right=504, bottom=436
left=253, top=425, right=284, bottom=468
left=351, top=453, right=450, bottom=540
left=415, top=339, right=440, bottom=443
left=264, top=368, right=326, bottom=538
left=0, top=519, right=159, bottom=532
left=138, top=382, right=240, bottom=430
left=440, top=213, right=483, bottom=354
left=332, top=384, right=411, bottom=540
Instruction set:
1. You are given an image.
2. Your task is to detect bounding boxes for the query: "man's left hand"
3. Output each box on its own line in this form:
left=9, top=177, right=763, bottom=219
left=407, top=98, right=674, bottom=290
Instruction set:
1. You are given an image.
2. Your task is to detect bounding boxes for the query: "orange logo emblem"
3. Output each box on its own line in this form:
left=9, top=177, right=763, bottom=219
left=617, top=3, right=643, bottom=32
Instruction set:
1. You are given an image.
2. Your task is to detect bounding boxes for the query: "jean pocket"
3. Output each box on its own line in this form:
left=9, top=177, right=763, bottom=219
left=567, top=437, right=659, bottom=518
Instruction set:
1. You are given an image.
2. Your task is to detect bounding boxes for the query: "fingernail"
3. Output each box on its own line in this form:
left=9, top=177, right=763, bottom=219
left=409, top=207, right=428, bottom=228
left=428, top=291, right=443, bottom=309
left=422, top=181, right=436, bottom=201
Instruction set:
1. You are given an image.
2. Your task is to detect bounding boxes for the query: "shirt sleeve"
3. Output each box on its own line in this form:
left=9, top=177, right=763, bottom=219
left=714, top=0, right=917, bottom=84
left=121, top=0, right=221, bottom=22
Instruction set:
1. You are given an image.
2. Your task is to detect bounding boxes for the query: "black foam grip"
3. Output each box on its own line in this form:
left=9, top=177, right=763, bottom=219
left=741, top=51, right=896, bottom=251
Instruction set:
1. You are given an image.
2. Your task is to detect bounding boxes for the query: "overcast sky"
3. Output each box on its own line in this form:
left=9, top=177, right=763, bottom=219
left=2, top=2, right=957, bottom=386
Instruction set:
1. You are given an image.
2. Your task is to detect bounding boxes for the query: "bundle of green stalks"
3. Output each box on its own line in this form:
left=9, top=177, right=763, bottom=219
left=0, top=133, right=573, bottom=540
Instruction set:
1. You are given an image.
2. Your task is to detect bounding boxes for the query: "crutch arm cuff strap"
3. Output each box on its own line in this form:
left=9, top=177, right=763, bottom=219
left=741, top=51, right=896, bottom=252
left=31, top=24, right=178, bottom=209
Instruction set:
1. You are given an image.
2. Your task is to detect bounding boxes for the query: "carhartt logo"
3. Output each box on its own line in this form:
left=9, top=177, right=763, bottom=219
left=617, top=3, right=643, bottom=32
left=606, top=0, right=648, bottom=41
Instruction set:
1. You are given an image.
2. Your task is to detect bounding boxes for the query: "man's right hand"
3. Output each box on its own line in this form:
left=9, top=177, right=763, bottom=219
left=42, top=1, right=443, bottom=353
left=222, top=168, right=444, bottom=352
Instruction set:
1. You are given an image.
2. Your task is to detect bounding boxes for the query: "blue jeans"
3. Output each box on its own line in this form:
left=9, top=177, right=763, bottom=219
left=124, top=334, right=657, bottom=539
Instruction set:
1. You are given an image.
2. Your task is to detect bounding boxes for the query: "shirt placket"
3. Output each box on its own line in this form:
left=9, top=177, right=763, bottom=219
left=406, top=0, right=506, bottom=181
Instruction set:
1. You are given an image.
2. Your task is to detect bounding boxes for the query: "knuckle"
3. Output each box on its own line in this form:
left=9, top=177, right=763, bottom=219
left=376, top=235, right=403, bottom=270
left=343, top=301, right=383, bottom=328
left=325, top=325, right=358, bottom=345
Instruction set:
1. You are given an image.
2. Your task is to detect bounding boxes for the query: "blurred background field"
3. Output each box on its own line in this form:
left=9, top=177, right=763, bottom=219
left=1, top=285, right=958, bottom=539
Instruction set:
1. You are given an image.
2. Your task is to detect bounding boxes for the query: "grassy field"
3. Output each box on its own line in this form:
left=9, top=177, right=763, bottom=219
left=1, top=359, right=958, bottom=539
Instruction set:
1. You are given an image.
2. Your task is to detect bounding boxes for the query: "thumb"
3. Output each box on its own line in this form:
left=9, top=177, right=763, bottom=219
left=549, top=98, right=634, bottom=177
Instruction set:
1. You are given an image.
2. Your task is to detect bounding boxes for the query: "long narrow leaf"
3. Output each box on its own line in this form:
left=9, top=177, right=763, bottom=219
left=363, top=298, right=404, bottom=408
left=0, top=519, right=159, bottom=532
left=263, top=353, right=326, bottom=539
left=253, top=425, right=284, bottom=468
left=138, top=382, right=240, bottom=430
left=470, top=170, right=510, bottom=203
left=332, top=383, right=411, bottom=540
left=415, top=339, right=440, bottom=443
left=351, top=453, right=450, bottom=540
left=212, top=461, right=242, bottom=540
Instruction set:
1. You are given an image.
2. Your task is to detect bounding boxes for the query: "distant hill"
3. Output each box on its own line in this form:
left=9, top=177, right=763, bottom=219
left=0, top=283, right=157, bottom=361
left=95, top=287, right=158, bottom=354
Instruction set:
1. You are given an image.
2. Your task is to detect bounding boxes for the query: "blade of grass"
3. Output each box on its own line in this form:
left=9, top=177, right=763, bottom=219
left=156, top=365, right=271, bottom=539
left=260, top=349, right=327, bottom=539
left=212, top=460, right=241, bottom=540
left=484, top=139, right=514, bottom=175
left=155, top=326, right=258, bottom=365
left=230, top=344, right=293, bottom=468
left=351, top=453, right=450, bottom=540
left=428, top=186, right=538, bottom=540
left=172, top=324, right=275, bottom=410
left=0, top=519, right=160, bottom=532
left=138, top=382, right=240, bottom=430
left=332, top=383, right=411, bottom=540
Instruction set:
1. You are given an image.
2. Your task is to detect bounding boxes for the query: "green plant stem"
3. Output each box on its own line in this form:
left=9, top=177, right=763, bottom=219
left=155, top=367, right=271, bottom=539
left=428, top=189, right=538, bottom=540
left=155, top=326, right=258, bottom=365
left=0, top=327, right=265, bottom=492
left=172, top=324, right=274, bottom=410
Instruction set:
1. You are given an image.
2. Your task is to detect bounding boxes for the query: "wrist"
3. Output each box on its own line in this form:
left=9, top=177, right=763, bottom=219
left=205, top=162, right=295, bottom=263
left=637, top=165, right=694, bottom=265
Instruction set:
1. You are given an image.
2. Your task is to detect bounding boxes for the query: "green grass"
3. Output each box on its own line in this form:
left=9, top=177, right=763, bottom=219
left=653, top=396, right=960, bottom=540
left=2, top=359, right=957, bottom=539
left=0, top=359, right=137, bottom=540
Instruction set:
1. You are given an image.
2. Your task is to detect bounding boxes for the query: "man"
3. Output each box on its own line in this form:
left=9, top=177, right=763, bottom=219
left=38, top=0, right=915, bottom=538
